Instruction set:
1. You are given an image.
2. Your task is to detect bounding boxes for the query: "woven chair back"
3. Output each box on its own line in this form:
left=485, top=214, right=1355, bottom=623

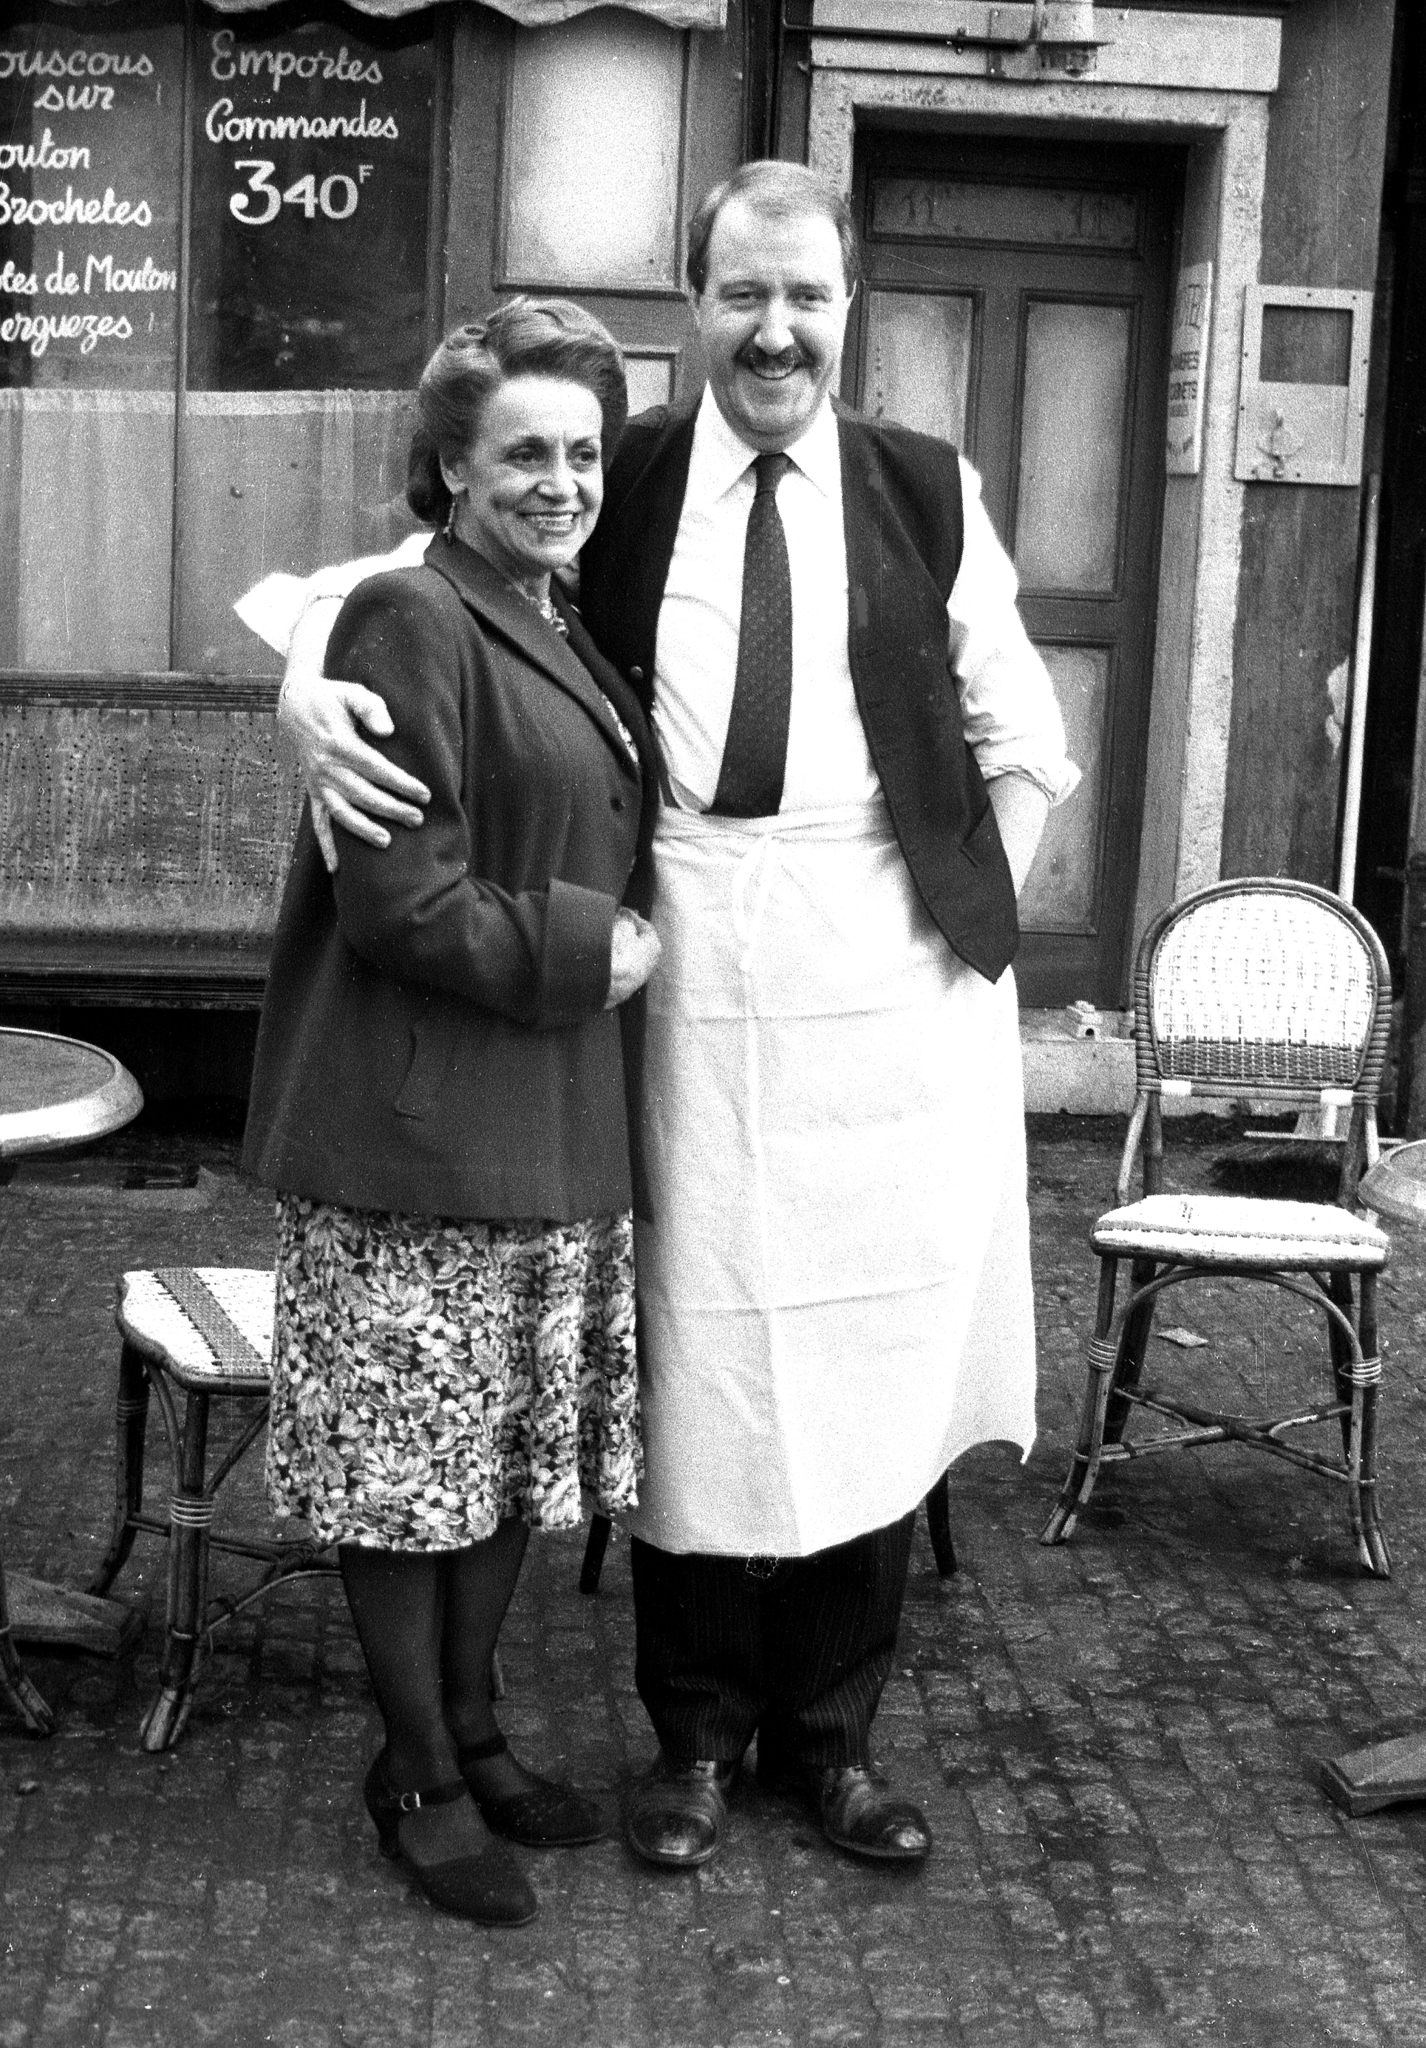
left=1139, top=880, right=1390, bottom=1102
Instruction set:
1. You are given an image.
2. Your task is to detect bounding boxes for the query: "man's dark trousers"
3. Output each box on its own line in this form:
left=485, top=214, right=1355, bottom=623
left=630, top=1511, right=917, bottom=1770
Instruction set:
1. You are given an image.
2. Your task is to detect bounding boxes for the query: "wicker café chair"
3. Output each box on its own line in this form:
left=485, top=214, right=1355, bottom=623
left=1039, top=878, right=1393, bottom=1576
left=92, top=1266, right=513, bottom=1751
left=89, top=1268, right=339, bottom=1750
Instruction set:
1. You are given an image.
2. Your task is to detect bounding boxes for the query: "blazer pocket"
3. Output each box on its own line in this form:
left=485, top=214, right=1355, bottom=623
left=394, top=1021, right=455, bottom=1121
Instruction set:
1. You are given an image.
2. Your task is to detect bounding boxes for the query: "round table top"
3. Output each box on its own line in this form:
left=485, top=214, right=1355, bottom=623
left=1359, top=1140, right=1426, bottom=1228
left=0, top=1027, right=143, bottom=1160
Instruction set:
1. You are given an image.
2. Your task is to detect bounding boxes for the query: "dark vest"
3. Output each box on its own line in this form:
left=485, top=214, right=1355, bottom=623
left=579, top=404, right=1019, bottom=983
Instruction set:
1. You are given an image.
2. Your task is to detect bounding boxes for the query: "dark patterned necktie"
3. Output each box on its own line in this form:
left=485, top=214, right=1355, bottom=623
left=710, top=450, right=793, bottom=818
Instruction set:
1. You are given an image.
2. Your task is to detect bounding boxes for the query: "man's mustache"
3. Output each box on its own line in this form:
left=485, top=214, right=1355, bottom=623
left=738, top=343, right=808, bottom=374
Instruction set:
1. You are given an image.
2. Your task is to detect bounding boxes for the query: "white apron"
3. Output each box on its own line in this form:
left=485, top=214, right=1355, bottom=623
left=628, top=799, right=1037, bottom=1558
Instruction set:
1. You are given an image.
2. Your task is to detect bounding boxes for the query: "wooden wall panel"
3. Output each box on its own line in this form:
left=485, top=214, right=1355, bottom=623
left=1220, top=0, right=1395, bottom=886
left=1223, top=490, right=1356, bottom=884
left=1, top=395, right=175, bottom=673
left=1357, top=8, right=1422, bottom=974
left=174, top=395, right=415, bottom=674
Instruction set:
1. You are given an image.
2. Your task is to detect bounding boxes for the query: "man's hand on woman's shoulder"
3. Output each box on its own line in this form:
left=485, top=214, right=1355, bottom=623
left=278, top=596, right=431, bottom=873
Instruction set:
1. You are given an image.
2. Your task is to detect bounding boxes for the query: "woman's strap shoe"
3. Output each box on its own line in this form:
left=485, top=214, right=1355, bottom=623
left=806, top=1764, right=931, bottom=1864
left=362, top=1757, right=466, bottom=1856
left=457, top=1734, right=609, bottom=1848
left=625, top=1753, right=738, bottom=1869
left=362, top=1754, right=538, bottom=1925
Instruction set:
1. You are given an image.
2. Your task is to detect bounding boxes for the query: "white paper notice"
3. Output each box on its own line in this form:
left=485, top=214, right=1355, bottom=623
left=1166, top=260, right=1213, bottom=477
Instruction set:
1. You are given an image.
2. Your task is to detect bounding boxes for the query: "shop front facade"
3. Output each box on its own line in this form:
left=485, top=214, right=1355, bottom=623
left=0, top=0, right=1400, bottom=1106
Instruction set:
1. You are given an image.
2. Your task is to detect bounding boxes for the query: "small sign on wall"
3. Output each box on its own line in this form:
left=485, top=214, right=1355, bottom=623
left=1165, top=260, right=1212, bottom=476
left=1234, top=286, right=1372, bottom=486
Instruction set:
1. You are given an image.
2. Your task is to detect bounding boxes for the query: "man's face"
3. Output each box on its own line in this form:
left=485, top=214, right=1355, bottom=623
left=690, top=196, right=853, bottom=452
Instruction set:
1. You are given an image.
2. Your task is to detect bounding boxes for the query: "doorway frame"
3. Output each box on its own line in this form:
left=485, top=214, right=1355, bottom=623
left=806, top=38, right=1279, bottom=986
left=850, top=130, right=1182, bottom=1007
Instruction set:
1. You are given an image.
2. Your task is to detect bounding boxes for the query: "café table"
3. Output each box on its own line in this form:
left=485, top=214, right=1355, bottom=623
left=0, top=1027, right=145, bottom=1737
left=1321, top=1139, right=1426, bottom=1814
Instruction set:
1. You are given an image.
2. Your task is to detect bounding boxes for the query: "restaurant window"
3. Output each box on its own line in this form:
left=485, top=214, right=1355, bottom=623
left=2, top=0, right=706, bottom=680
left=2, top=0, right=440, bottom=678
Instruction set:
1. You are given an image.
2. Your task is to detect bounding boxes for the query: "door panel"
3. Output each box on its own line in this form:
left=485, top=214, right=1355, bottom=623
left=1015, top=300, right=1132, bottom=594
left=864, top=289, right=975, bottom=446
left=851, top=136, right=1179, bottom=1007
left=444, top=6, right=745, bottom=405
left=502, top=12, right=685, bottom=290
left=1020, top=643, right=1112, bottom=931
left=871, top=173, right=1141, bottom=253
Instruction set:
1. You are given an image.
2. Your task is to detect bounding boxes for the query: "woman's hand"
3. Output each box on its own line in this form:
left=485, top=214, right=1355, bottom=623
left=605, top=909, right=662, bottom=1007
left=279, top=598, right=432, bottom=873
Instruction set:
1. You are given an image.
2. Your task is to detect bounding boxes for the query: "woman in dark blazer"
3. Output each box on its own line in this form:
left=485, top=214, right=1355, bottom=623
left=243, top=302, right=660, bottom=1927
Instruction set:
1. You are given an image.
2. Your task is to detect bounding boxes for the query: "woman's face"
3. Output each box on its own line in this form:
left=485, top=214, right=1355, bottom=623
left=443, top=373, right=604, bottom=588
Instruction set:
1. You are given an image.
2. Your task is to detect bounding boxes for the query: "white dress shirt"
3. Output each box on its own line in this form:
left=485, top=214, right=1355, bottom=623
left=249, top=389, right=1076, bottom=818
left=653, top=387, right=1077, bottom=814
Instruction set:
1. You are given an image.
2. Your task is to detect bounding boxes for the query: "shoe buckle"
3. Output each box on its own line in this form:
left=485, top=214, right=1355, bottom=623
left=395, top=1787, right=423, bottom=1813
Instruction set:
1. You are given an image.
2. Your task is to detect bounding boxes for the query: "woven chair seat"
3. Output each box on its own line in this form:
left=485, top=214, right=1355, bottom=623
left=117, top=1268, right=275, bottom=1391
left=1092, top=1193, right=1389, bottom=1270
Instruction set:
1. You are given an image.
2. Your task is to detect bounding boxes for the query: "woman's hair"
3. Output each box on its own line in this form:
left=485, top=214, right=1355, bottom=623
left=685, top=159, right=858, bottom=297
left=407, top=298, right=629, bottom=526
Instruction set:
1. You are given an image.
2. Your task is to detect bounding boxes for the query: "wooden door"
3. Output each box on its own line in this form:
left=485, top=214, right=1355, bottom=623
left=851, top=136, right=1179, bottom=1008
left=445, top=5, right=744, bottom=418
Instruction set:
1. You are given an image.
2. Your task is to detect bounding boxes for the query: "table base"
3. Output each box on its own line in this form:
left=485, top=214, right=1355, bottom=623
left=1320, top=1732, right=1426, bottom=1816
left=9, top=1571, right=142, bottom=1657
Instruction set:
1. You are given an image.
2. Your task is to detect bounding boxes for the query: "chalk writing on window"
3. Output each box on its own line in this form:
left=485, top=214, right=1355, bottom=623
left=187, top=14, right=436, bottom=392
left=0, top=8, right=184, bottom=386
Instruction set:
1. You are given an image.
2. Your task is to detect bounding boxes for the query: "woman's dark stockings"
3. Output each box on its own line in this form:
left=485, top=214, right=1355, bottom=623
left=339, top=1523, right=529, bottom=1779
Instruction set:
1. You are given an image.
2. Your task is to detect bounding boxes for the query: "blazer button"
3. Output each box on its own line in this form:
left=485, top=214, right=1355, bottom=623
left=629, top=666, right=645, bottom=684
left=610, top=794, right=625, bottom=812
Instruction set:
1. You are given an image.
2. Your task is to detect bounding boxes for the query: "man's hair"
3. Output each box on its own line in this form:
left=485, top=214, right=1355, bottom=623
left=685, top=159, right=858, bottom=296
left=407, top=297, right=628, bottom=525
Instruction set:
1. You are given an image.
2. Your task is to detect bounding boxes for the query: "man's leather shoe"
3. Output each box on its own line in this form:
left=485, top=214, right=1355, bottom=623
left=805, top=1764, right=931, bottom=1864
left=626, top=1754, right=738, bottom=1869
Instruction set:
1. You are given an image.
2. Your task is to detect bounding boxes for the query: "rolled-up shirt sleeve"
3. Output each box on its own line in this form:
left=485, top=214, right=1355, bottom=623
left=303, top=532, right=429, bottom=608
left=948, top=458, right=1080, bottom=806
left=233, top=532, right=431, bottom=659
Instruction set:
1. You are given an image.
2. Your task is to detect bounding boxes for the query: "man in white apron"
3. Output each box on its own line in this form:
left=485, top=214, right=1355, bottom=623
left=266, top=164, right=1075, bottom=1873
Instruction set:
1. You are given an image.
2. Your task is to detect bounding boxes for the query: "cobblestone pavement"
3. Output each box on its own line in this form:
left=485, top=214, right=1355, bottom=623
left=4, top=1113, right=1426, bottom=2048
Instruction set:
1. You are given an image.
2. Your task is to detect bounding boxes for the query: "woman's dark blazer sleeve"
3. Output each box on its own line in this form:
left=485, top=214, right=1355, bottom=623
left=329, top=575, right=615, bottom=1031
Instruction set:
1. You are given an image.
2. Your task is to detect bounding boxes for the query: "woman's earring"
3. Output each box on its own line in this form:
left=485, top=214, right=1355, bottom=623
left=444, top=489, right=461, bottom=541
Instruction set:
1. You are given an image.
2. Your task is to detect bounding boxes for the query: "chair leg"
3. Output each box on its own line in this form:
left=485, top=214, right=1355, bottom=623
left=88, top=1341, right=151, bottom=1597
left=1325, top=1270, right=1392, bottom=1577
left=924, top=1470, right=956, bottom=1577
left=1351, top=1270, right=1391, bottom=1578
left=1325, top=1271, right=1356, bottom=1463
left=579, top=1514, right=612, bottom=1596
left=1103, top=1260, right=1156, bottom=1445
left=0, top=1550, right=54, bottom=1738
left=140, top=1389, right=212, bottom=1752
left=1041, top=1258, right=1120, bottom=1545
